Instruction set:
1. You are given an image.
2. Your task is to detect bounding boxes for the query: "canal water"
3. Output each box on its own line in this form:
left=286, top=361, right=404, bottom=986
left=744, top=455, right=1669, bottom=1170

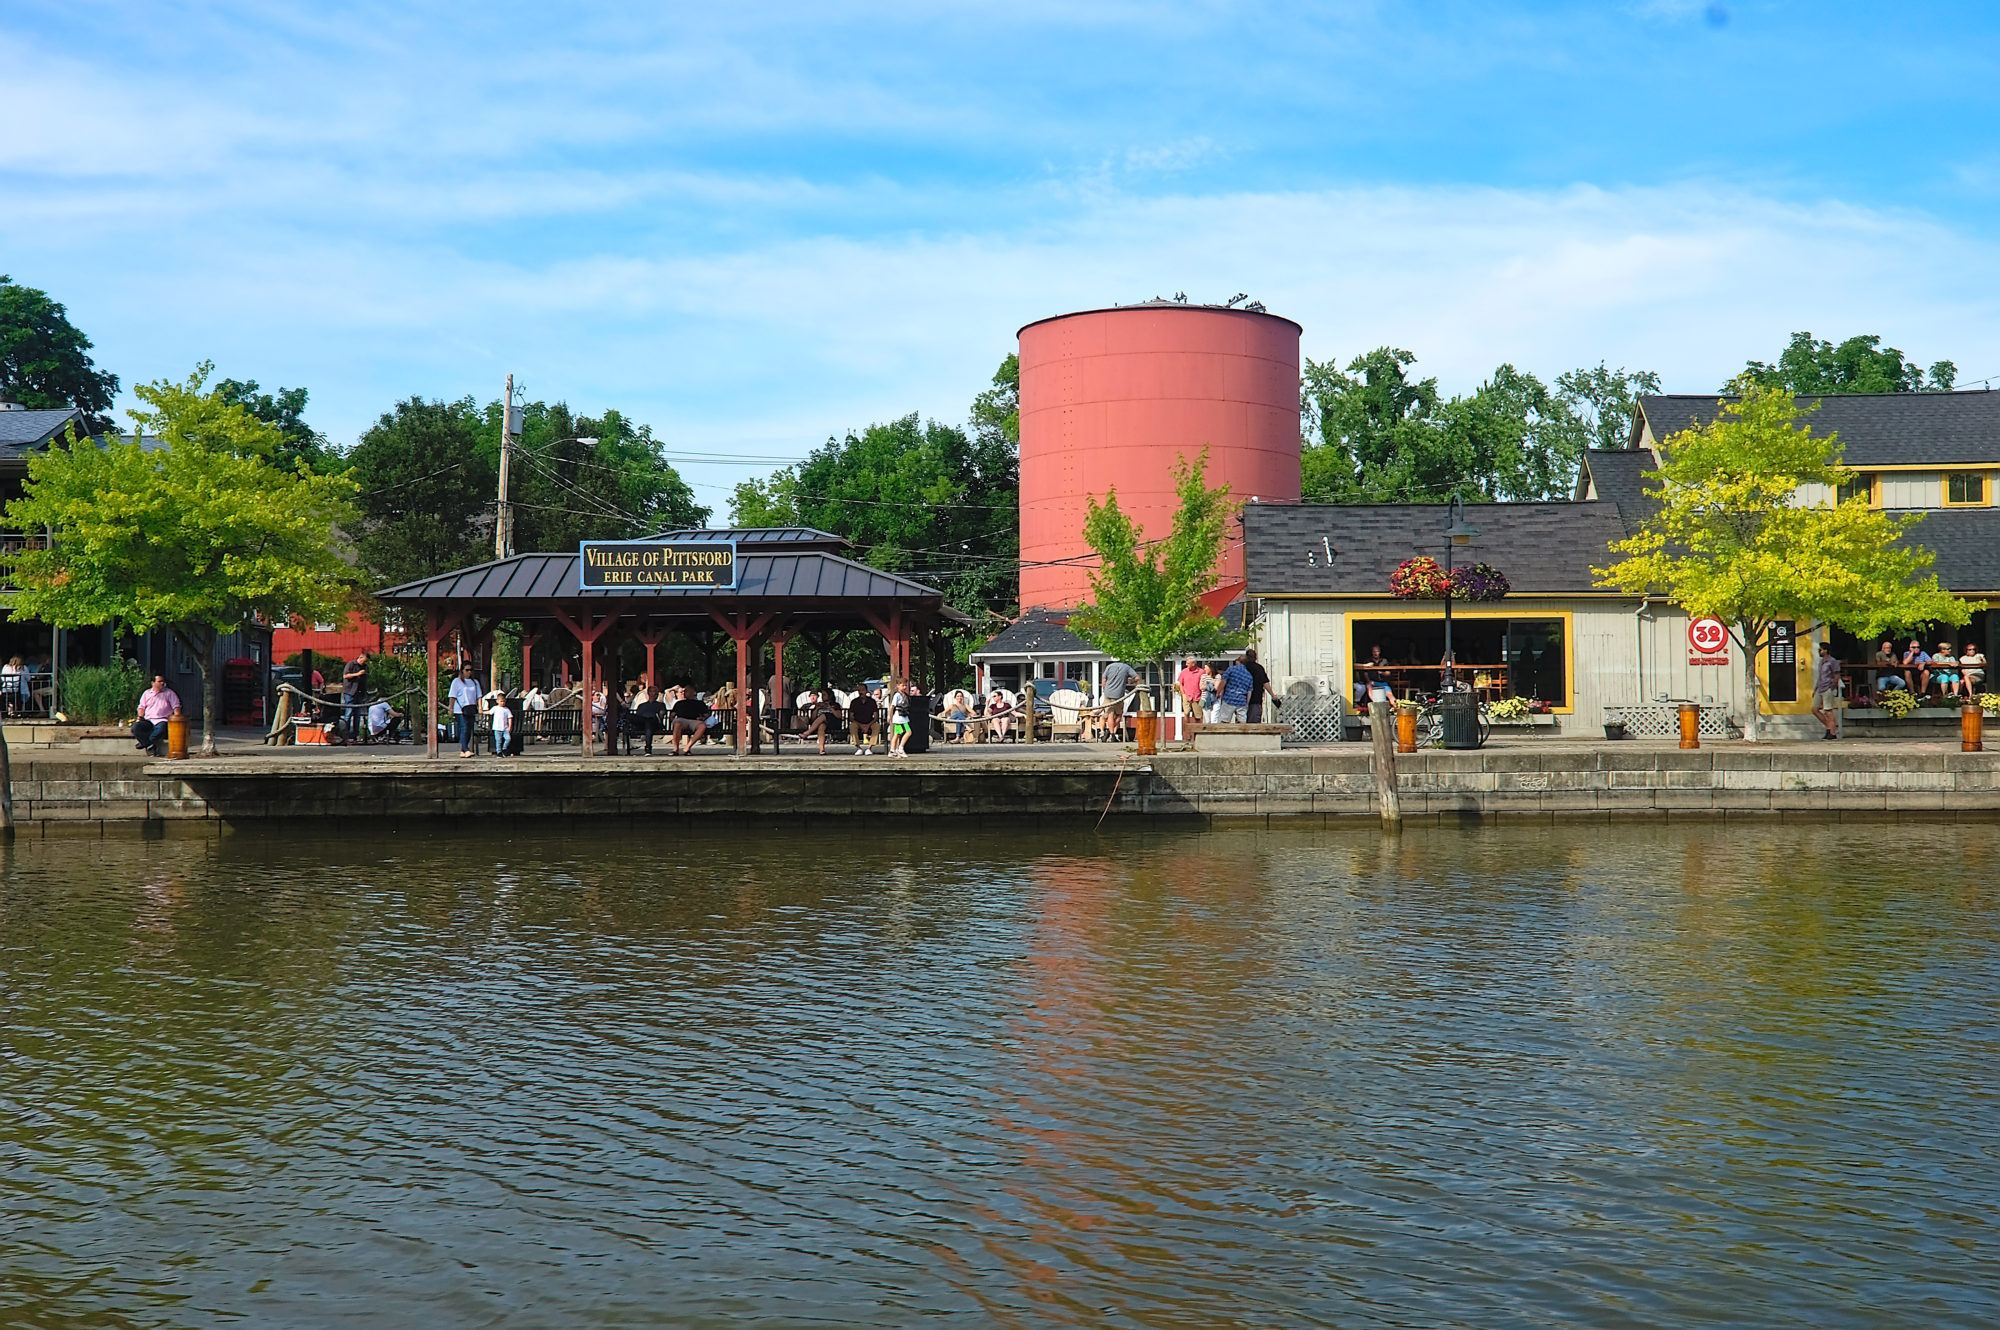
left=2, top=824, right=1995, bottom=1329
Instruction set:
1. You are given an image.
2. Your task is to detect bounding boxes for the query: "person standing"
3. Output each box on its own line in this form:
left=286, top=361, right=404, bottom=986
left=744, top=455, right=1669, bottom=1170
left=1097, top=659, right=1138, bottom=740
left=1201, top=662, right=1222, bottom=722
left=131, top=674, right=181, bottom=751
left=489, top=693, right=515, bottom=757
left=449, top=664, right=483, bottom=757
left=1809, top=642, right=1843, bottom=741
left=1215, top=656, right=1254, bottom=724
left=342, top=651, right=369, bottom=741
left=887, top=681, right=912, bottom=758
left=1240, top=648, right=1278, bottom=723
left=1176, top=659, right=1206, bottom=725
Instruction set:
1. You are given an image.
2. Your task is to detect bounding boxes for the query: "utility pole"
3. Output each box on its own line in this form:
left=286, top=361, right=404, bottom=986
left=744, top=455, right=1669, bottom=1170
left=495, top=373, right=518, bottom=562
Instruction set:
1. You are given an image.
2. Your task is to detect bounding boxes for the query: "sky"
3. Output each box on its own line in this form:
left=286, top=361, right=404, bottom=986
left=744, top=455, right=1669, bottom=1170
left=7, top=0, right=2000, bottom=515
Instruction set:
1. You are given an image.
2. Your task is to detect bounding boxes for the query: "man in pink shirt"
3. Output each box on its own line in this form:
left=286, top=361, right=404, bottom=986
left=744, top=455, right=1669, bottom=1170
left=132, top=674, right=181, bottom=751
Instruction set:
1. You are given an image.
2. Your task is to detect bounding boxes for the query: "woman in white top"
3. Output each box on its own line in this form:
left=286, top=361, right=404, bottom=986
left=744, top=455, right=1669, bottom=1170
left=0, top=656, right=21, bottom=717
left=1961, top=645, right=1987, bottom=696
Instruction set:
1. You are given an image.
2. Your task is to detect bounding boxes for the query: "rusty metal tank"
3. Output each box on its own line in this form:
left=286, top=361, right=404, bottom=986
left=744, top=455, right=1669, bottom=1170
left=1017, top=300, right=1302, bottom=610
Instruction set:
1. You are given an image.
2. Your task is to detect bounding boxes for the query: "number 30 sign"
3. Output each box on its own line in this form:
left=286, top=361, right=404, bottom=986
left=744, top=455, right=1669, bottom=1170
left=1687, top=616, right=1731, bottom=665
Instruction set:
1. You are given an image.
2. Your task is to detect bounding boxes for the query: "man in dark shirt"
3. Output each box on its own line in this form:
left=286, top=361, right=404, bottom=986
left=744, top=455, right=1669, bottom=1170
left=633, top=689, right=666, bottom=755
left=342, top=651, right=369, bottom=741
left=667, top=689, right=711, bottom=755
left=1242, top=648, right=1278, bottom=723
left=849, top=689, right=880, bottom=756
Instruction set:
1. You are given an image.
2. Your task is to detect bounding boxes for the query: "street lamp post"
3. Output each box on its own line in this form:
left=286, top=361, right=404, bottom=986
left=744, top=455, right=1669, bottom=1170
left=1442, top=497, right=1478, bottom=692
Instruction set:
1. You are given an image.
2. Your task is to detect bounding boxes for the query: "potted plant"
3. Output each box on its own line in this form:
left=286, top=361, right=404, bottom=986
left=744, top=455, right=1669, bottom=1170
left=1878, top=689, right=1919, bottom=720
left=1603, top=717, right=1627, bottom=740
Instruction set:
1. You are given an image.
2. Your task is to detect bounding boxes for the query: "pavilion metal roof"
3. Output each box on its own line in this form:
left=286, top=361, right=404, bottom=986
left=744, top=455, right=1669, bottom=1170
left=645, top=526, right=852, bottom=551
left=376, top=547, right=970, bottom=619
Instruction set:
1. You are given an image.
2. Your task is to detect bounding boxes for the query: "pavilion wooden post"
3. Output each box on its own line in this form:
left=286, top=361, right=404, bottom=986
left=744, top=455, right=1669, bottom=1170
left=424, top=607, right=469, bottom=759
left=710, top=609, right=774, bottom=756
left=519, top=629, right=543, bottom=695
left=768, top=621, right=796, bottom=749
left=633, top=620, right=670, bottom=691
left=862, top=609, right=909, bottom=684
left=549, top=606, right=617, bottom=757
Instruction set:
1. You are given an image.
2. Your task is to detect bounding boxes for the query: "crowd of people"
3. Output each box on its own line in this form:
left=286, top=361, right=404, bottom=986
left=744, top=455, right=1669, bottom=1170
left=1174, top=649, right=1281, bottom=724
left=1864, top=637, right=1988, bottom=703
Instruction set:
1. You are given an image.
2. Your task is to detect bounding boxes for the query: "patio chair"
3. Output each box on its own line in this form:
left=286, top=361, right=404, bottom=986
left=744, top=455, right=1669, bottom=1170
left=1049, top=687, right=1085, bottom=741
left=937, top=688, right=979, bottom=743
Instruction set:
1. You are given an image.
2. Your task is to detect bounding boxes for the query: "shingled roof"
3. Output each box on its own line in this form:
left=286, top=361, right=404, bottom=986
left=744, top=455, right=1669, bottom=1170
left=1243, top=501, right=1633, bottom=597
left=1634, top=391, right=2000, bottom=467
left=0, top=408, right=86, bottom=461
left=1884, top=508, right=2000, bottom=594
left=969, top=608, right=1104, bottom=661
left=1578, top=449, right=1661, bottom=527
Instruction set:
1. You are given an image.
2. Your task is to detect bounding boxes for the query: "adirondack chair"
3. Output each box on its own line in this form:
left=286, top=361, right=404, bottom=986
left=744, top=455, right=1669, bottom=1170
left=1049, top=687, right=1086, bottom=741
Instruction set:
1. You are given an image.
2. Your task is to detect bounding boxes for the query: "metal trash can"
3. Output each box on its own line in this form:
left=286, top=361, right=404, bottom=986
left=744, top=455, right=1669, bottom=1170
left=1438, top=690, right=1482, bottom=749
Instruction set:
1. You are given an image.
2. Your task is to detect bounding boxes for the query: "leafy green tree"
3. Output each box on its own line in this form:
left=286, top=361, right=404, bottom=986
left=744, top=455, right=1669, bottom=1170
left=1595, top=384, right=1968, bottom=741
left=1303, top=351, right=1663, bottom=502
left=1070, top=451, right=1246, bottom=707
left=348, top=396, right=494, bottom=590
left=970, top=352, right=1020, bottom=449
left=483, top=399, right=706, bottom=551
left=2, top=366, right=356, bottom=753
left=1740, top=332, right=1955, bottom=394
left=0, top=275, right=120, bottom=431
left=1554, top=363, right=1663, bottom=452
left=216, top=378, right=336, bottom=474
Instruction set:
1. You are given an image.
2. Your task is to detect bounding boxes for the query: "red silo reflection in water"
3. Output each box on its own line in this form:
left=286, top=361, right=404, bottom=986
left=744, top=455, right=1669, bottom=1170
left=1017, top=302, right=1302, bottom=610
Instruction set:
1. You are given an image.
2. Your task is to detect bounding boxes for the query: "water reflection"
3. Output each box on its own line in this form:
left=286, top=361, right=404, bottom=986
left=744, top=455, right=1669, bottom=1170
left=2, top=824, right=1995, bottom=1329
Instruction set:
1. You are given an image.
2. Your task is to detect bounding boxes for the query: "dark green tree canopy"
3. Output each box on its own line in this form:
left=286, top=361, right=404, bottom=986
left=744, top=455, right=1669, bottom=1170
left=215, top=378, right=334, bottom=473
left=1301, top=349, right=1658, bottom=503
left=1739, top=332, right=1955, bottom=395
left=349, top=396, right=495, bottom=590
left=0, top=275, right=120, bottom=431
left=482, top=399, right=708, bottom=553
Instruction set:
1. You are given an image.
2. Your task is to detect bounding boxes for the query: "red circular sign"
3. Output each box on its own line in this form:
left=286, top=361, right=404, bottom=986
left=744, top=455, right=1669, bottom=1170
left=1688, top=617, right=1728, bottom=655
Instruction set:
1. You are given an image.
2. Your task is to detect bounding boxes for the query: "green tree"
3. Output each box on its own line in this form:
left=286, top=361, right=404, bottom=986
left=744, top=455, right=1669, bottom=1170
left=1303, top=351, right=1663, bottom=502
left=0, top=275, right=120, bottom=431
left=970, top=352, right=1020, bottom=449
left=1740, top=332, right=1955, bottom=395
left=1595, top=384, right=1968, bottom=741
left=215, top=378, right=336, bottom=474
left=1069, top=451, right=1246, bottom=708
left=348, top=396, right=494, bottom=590
left=2, top=365, right=356, bottom=753
left=484, top=399, right=707, bottom=551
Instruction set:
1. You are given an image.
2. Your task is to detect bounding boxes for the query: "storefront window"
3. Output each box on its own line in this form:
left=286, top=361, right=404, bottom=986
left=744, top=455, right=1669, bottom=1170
left=1349, top=616, right=1569, bottom=708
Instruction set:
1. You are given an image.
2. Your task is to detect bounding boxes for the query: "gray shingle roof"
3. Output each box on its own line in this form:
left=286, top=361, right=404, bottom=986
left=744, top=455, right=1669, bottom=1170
left=969, top=609, right=1105, bottom=661
left=376, top=548, right=953, bottom=609
left=1580, top=450, right=1659, bottom=528
left=1244, top=501, right=1632, bottom=596
left=1887, top=508, right=2000, bottom=593
left=0, top=408, right=85, bottom=457
left=1636, top=391, right=2000, bottom=467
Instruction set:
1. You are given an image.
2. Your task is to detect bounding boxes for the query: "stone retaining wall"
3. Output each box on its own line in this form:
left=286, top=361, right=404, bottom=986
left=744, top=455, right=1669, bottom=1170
left=7, top=747, right=1999, bottom=833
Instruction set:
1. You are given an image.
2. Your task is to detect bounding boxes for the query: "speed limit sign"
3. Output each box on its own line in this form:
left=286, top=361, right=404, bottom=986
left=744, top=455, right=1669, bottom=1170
left=1687, top=616, right=1730, bottom=665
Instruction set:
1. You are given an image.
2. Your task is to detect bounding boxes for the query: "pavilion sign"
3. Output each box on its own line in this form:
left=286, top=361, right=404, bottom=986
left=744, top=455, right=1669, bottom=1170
left=577, top=539, right=738, bottom=590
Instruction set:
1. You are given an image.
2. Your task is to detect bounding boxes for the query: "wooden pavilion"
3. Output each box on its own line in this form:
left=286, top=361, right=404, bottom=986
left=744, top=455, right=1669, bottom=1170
left=375, top=528, right=971, bottom=756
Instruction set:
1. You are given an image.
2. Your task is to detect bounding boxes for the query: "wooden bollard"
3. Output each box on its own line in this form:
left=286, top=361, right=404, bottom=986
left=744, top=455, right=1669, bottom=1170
left=1678, top=702, right=1701, bottom=750
left=1963, top=703, right=1984, bottom=753
left=1369, top=696, right=1401, bottom=828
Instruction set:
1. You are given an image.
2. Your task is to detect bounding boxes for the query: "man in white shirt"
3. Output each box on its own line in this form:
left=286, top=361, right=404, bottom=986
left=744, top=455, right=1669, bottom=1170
left=448, top=665, right=483, bottom=757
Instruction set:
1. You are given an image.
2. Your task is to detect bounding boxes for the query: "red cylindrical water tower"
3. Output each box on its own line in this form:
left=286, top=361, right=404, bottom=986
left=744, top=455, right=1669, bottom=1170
left=1017, top=301, right=1302, bottom=610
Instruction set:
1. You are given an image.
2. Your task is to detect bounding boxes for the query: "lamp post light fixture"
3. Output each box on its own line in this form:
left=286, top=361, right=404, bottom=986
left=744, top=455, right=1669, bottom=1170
left=1442, top=496, right=1478, bottom=692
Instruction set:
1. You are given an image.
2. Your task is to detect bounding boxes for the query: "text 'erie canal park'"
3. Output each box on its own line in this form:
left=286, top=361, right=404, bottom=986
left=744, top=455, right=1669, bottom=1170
left=7, top=11, right=2000, bottom=1320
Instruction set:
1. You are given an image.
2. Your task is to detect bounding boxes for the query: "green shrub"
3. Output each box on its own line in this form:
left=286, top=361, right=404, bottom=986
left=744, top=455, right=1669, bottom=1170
left=1489, top=696, right=1531, bottom=721
left=1877, top=689, right=1919, bottom=719
left=59, top=660, right=147, bottom=725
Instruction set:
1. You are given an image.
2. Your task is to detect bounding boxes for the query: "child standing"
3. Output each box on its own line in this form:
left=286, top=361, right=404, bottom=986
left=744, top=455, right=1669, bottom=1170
left=489, top=695, right=514, bottom=757
left=888, top=681, right=911, bottom=758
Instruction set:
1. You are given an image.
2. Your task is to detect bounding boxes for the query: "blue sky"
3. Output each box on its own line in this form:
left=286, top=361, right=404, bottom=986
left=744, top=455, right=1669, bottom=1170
left=6, top=1, right=2000, bottom=512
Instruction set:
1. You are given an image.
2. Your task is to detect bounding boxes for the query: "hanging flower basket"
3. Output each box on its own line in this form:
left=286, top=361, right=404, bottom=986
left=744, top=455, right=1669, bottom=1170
left=1452, top=563, right=1511, bottom=602
left=1389, top=556, right=1451, bottom=599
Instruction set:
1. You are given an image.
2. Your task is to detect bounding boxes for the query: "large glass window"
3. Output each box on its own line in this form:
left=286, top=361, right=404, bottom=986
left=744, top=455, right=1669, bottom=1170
left=1348, top=616, right=1569, bottom=708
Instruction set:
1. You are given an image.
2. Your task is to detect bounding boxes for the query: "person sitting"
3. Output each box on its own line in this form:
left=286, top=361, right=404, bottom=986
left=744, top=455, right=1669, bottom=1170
left=668, top=687, right=712, bottom=755
left=939, top=690, right=974, bottom=742
left=1962, top=644, right=1987, bottom=698
left=1900, top=640, right=1931, bottom=697
left=131, top=674, right=181, bottom=751
left=798, top=689, right=839, bottom=755
left=1932, top=642, right=1963, bottom=701
left=849, top=687, right=881, bottom=755
left=366, top=698, right=407, bottom=744
left=627, top=688, right=663, bottom=754
left=985, top=688, right=1014, bottom=743
left=1360, top=644, right=1395, bottom=707
left=1871, top=641, right=1905, bottom=696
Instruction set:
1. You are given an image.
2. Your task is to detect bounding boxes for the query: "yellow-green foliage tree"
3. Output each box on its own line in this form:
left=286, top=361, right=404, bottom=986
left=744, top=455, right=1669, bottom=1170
left=1070, top=451, right=1247, bottom=709
left=1595, top=384, right=1968, bottom=740
left=3, top=364, right=356, bottom=753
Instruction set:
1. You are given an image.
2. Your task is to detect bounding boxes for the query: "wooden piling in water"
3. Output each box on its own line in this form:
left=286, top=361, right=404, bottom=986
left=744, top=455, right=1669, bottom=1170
left=1368, top=697, right=1401, bottom=828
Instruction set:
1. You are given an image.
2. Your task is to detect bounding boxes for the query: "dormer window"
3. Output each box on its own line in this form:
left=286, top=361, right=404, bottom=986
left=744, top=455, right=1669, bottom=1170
left=1836, top=475, right=1875, bottom=506
left=1945, top=472, right=1988, bottom=506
